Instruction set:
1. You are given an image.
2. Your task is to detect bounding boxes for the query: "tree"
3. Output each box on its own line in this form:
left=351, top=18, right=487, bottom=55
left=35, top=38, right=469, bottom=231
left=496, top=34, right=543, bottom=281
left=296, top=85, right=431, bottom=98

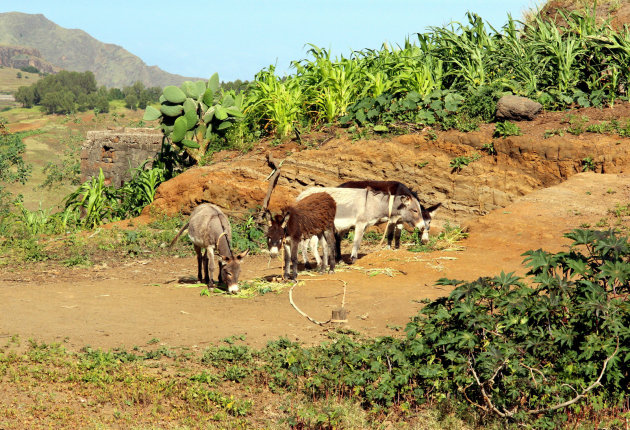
left=40, top=90, right=75, bottom=114
left=108, top=87, right=124, bottom=100
left=125, top=93, right=138, bottom=110
left=15, top=86, right=36, bottom=108
left=0, top=118, right=31, bottom=212
left=93, top=93, right=110, bottom=113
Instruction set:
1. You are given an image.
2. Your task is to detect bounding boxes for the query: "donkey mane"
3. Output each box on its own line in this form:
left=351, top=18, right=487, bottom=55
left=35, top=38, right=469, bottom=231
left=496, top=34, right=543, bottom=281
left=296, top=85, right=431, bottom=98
left=338, top=180, right=419, bottom=201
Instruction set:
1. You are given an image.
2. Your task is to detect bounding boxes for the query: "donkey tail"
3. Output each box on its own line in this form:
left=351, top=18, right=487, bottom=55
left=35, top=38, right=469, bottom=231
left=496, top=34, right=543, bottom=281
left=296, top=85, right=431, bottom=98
left=169, top=222, right=190, bottom=248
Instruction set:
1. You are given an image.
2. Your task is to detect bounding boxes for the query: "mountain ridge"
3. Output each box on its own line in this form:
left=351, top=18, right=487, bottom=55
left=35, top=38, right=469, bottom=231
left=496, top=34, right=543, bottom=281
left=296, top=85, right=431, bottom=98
left=0, top=12, right=203, bottom=88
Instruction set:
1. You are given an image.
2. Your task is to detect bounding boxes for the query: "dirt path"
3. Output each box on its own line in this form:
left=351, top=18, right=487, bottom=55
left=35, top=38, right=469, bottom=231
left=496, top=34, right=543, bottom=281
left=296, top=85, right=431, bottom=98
left=1, top=173, right=628, bottom=352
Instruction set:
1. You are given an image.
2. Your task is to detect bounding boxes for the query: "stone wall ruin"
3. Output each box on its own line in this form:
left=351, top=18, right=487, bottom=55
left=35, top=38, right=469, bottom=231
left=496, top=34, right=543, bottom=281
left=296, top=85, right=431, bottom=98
left=80, top=128, right=163, bottom=187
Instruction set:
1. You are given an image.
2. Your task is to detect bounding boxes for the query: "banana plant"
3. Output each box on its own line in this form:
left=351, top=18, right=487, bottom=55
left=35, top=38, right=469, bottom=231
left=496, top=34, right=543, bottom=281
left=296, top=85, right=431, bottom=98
left=143, top=73, right=245, bottom=163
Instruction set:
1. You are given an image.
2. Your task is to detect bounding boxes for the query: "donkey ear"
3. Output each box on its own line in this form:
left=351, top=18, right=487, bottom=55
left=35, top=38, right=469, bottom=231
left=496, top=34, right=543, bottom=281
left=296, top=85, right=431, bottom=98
left=427, top=202, right=442, bottom=214
left=236, top=249, right=249, bottom=260
left=220, top=255, right=230, bottom=264
left=400, top=195, right=411, bottom=205
left=281, top=213, right=290, bottom=229
left=263, top=209, right=272, bottom=226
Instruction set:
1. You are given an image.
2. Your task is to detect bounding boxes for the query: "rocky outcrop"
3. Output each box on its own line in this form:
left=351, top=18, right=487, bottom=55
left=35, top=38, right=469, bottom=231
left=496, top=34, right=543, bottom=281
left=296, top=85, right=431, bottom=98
left=144, top=128, right=630, bottom=226
left=0, top=45, right=58, bottom=74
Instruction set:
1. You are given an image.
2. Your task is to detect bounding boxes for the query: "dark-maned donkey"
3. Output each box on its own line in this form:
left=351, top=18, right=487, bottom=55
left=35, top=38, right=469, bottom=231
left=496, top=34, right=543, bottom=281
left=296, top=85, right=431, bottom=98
left=298, top=182, right=441, bottom=263
left=338, top=180, right=441, bottom=248
left=170, top=203, right=248, bottom=294
left=266, top=192, right=336, bottom=280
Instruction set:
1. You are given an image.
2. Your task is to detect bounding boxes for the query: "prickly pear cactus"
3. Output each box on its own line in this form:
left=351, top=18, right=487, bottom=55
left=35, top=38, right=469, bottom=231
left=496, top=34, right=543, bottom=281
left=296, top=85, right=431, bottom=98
left=143, top=73, right=245, bottom=162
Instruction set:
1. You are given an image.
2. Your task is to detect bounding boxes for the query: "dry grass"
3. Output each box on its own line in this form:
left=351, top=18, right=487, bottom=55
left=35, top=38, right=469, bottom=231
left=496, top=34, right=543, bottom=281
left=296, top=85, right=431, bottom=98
left=0, top=66, right=41, bottom=94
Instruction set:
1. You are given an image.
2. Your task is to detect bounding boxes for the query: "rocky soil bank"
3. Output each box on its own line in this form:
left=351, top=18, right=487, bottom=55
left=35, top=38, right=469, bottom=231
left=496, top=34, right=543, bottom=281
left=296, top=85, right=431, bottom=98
left=143, top=104, right=630, bottom=227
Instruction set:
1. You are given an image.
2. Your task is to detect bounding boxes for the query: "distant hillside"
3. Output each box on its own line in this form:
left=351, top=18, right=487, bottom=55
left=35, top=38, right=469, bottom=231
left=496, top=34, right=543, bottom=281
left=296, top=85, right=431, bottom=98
left=0, top=12, right=203, bottom=88
left=0, top=66, right=41, bottom=95
left=0, top=45, right=59, bottom=74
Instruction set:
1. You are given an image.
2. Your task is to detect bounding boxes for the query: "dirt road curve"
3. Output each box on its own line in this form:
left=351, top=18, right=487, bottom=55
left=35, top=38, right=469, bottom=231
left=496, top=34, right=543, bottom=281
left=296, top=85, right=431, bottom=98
left=1, top=173, right=628, bottom=352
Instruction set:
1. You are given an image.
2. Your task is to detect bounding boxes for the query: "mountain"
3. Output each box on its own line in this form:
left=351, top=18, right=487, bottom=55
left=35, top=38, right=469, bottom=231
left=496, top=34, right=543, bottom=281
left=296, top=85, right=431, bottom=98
left=0, top=12, right=202, bottom=88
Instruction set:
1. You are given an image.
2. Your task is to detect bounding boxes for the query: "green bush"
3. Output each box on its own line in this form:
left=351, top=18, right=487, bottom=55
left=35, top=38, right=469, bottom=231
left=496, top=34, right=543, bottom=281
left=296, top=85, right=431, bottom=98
left=64, top=162, right=167, bottom=228
left=493, top=121, right=522, bottom=138
left=255, top=229, right=629, bottom=427
left=0, top=118, right=31, bottom=213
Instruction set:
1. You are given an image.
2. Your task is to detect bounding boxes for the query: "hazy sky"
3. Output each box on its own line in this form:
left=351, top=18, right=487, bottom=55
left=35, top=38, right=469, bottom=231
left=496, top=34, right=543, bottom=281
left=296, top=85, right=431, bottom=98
left=6, top=1, right=538, bottom=82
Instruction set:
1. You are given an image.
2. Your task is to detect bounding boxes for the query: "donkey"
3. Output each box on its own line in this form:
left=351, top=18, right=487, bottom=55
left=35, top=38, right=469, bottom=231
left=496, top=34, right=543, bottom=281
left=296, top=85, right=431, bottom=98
left=298, top=185, right=440, bottom=263
left=266, top=192, right=336, bottom=280
left=338, top=180, right=440, bottom=249
left=170, top=203, right=248, bottom=294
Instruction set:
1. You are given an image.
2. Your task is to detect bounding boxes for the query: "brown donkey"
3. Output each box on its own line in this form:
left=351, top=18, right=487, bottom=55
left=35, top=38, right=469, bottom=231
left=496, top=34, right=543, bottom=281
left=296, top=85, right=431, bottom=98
left=170, top=203, right=248, bottom=293
left=266, top=192, right=336, bottom=280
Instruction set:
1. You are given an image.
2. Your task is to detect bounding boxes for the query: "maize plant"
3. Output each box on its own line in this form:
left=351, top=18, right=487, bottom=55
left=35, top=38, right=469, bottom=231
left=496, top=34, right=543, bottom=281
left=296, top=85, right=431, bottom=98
left=143, top=73, right=244, bottom=162
left=294, top=45, right=361, bottom=124
left=247, top=67, right=303, bottom=137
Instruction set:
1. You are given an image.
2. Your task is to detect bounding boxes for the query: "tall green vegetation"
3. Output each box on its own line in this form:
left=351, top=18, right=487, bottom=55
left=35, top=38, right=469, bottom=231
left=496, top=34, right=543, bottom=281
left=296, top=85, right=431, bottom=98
left=0, top=118, right=31, bottom=213
left=147, top=6, right=630, bottom=162
left=63, top=162, right=167, bottom=228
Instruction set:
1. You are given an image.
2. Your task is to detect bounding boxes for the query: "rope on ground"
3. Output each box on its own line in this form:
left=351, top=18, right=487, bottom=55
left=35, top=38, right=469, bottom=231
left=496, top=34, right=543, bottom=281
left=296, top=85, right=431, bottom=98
left=289, top=278, right=348, bottom=326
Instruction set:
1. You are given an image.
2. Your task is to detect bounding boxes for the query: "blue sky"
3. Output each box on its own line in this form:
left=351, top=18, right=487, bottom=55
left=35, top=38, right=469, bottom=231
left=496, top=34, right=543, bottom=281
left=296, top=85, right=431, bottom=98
left=6, top=1, right=538, bottom=82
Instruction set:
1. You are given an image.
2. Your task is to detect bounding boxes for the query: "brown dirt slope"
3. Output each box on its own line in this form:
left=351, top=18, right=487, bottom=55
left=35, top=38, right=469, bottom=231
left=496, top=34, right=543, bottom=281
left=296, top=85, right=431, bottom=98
left=145, top=105, right=630, bottom=227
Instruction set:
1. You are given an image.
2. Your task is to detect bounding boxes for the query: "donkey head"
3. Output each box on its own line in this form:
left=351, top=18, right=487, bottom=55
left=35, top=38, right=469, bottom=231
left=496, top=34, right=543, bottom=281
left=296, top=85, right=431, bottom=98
left=398, top=195, right=441, bottom=244
left=218, top=250, right=249, bottom=294
left=419, top=203, right=442, bottom=243
left=266, top=212, right=289, bottom=258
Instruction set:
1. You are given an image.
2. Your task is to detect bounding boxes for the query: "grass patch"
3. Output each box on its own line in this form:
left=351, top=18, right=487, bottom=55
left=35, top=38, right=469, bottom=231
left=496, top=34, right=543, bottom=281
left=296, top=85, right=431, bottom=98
left=406, top=222, right=468, bottom=252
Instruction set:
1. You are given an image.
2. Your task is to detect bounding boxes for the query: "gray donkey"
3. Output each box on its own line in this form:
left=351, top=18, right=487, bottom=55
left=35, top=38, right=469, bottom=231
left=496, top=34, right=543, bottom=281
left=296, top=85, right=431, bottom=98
left=170, top=203, right=248, bottom=294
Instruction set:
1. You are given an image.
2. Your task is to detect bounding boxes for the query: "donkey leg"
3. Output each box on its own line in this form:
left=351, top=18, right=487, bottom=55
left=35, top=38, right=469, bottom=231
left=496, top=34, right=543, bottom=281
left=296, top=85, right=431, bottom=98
left=310, top=235, right=321, bottom=269
left=394, top=223, right=403, bottom=249
left=324, top=229, right=336, bottom=273
left=334, top=231, right=342, bottom=262
left=318, top=234, right=328, bottom=274
left=207, top=247, right=215, bottom=286
left=202, top=249, right=210, bottom=285
left=299, top=240, right=309, bottom=269
left=195, top=245, right=203, bottom=283
left=384, top=222, right=395, bottom=248
left=290, top=242, right=299, bottom=280
left=283, top=242, right=292, bottom=280
left=350, top=222, right=367, bottom=263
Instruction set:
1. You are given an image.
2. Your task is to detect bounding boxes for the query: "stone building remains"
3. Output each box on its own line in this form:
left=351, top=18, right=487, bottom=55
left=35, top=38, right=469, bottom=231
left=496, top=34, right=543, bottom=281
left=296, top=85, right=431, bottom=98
left=80, top=127, right=163, bottom=187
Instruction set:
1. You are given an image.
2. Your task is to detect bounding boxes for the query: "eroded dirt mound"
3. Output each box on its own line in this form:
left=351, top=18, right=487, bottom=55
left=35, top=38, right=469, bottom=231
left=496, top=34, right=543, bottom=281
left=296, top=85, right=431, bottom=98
left=540, top=0, right=630, bottom=30
left=1, top=172, right=627, bottom=351
left=146, top=105, right=630, bottom=226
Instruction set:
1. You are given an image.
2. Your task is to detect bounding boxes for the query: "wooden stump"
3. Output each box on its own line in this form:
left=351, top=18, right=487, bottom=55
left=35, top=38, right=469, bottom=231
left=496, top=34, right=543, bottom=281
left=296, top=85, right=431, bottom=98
left=331, top=308, right=348, bottom=323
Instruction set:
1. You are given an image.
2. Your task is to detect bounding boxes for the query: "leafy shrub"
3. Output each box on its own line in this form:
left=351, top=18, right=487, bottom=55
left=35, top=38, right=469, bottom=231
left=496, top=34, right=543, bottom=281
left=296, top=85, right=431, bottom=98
left=340, top=89, right=463, bottom=131
left=64, top=162, right=167, bottom=227
left=0, top=118, right=31, bottom=213
left=450, top=153, right=481, bottom=172
left=582, top=156, right=596, bottom=172
left=254, top=229, right=629, bottom=427
left=230, top=214, right=265, bottom=255
left=493, top=121, right=522, bottom=138
left=460, top=84, right=504, bottom=122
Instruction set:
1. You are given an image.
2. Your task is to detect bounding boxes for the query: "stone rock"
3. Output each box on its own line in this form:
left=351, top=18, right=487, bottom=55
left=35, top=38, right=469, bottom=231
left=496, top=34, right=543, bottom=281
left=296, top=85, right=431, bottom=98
left=496, top=95, right=542, bottom=121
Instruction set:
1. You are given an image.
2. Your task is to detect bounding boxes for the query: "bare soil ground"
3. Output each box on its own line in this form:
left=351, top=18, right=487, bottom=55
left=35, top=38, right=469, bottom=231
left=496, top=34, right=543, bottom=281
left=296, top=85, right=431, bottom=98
left=1, top=172, right=627, bottom=352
